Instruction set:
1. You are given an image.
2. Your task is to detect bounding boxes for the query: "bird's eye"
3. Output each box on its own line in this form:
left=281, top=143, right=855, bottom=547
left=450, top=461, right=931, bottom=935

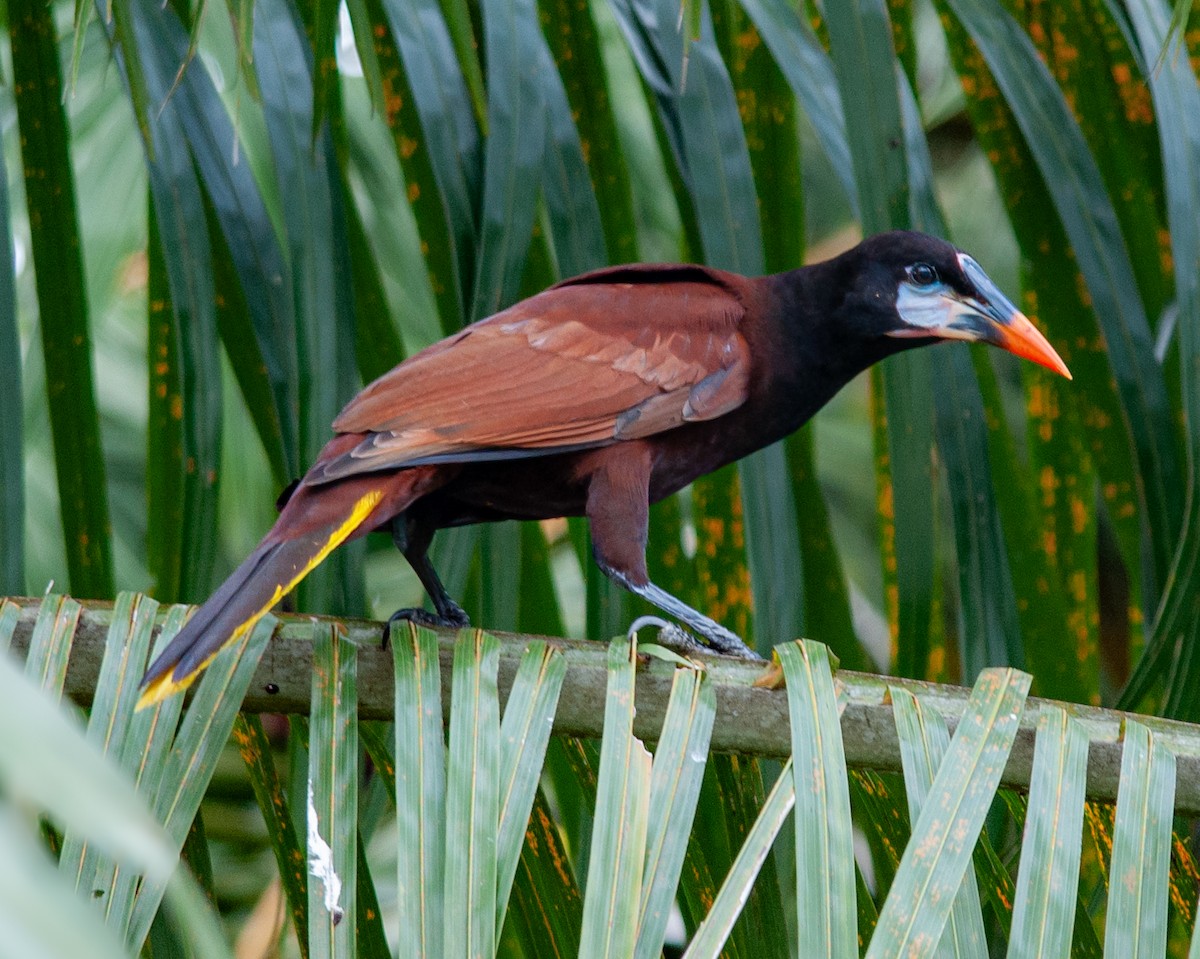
left=909, top=263, right=938, bottom=287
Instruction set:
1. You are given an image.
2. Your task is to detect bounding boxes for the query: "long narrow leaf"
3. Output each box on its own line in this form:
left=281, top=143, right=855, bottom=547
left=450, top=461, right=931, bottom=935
left=867, top=668, right=1031, bottom=958
left=109, top=0, right=154, bottom=151
left=943, top=0, right=1183, bottom=591
left=339, top=166, right=406, bottom=384
left=891, top=688, right=987, bottom=954
left=127, top=0, right=263, bottom=596
left=207, top=205, right=287, bottom=490
left=234, top=714, right=309, bottom=957
left=307, top=623, right=358, bottom=958
left=252, top=0, right=345, bottom=468
left=378, top=0, right=480, bottom=315
left=469, top=0, right=547, bottom=319
left=125, top=616, right=274, bottom=948
left=144, top=204, right=183, bottom=603
left=1007, top=708, right=1088, bottom=958
left=60, top=592, right=159, bottom=893
left=1122, top=0, right=1200, bottom=721
left=23, top=594, right=80, bottom=696
left=307, top=0, right=339, bottom=139
left=778, top=641, right=857, bottom=959
left=495, top=641, right=567, bottom=934
left=132, top=0, right=300, bottom=479
left=634, top=662, right=716, bottom=959
left=735, top=0, right=857, bottom=210
left=682, top=759, right=796, bottom=959
left=609, top=0, right=763, bottom=273
left=899, top=67, right=1027, bottom=677
left=444, top=629, right=501, bottom=959
left=1103, top=721, right=1175, bottom=957
left=11, top=0, right=114, bottom=599
left=540, top=0, right=639, bottom=264
left=534, top=26, right=607, bottom=279
left=507, top=788, right=585, bottom=955
left=393, top=623, right=446, bottom=958
left=0, top=151, right=20, bottom=595
left=362, top=0, right=465, bottom=333
left=580, top=638, right=652, bottom=959
left=0, top=628, right=174, bottom=883
left=849, top=769, right=909, bottom=914
left=824, top=0, right=908, bottom=229
left=933, top=349, right=1025, bottom=674
left=354, top=832, right=390, bottom=957
left=439, top=0, right=487, bottom=126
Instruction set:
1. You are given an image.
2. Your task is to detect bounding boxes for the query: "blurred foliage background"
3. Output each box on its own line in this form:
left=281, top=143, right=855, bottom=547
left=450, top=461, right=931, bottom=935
left=7, top=0, right=1200, bottom=709
left=2, top=0, right=1200, bottom=952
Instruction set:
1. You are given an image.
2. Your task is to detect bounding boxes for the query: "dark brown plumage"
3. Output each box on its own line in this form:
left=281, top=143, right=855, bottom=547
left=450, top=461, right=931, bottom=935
left=139, top=230, right=1069, bottom=705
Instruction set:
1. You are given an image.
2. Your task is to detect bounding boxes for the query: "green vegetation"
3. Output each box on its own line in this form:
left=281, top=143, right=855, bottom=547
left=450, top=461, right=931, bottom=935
left=1, top=0, right=1199, bottom=954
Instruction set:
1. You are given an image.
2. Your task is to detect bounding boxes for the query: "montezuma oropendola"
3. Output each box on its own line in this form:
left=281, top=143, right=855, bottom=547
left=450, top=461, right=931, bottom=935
left=138, top=230, right=1070, bottom=707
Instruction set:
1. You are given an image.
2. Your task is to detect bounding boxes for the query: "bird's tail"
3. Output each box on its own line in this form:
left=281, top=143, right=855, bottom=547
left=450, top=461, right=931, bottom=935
left=136, top=486, right=385, bottom=709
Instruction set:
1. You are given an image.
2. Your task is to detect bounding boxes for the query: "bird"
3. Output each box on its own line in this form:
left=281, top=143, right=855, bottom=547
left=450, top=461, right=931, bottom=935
left=137, top=230, right=1070, bottom=707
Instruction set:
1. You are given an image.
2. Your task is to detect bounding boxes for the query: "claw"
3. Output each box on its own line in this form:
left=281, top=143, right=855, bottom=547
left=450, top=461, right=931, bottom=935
left=626, top=616, right=708, bottom=656
left=627, top=615, right=674, bottom=640
left=381, top=606, right=470, bottom=647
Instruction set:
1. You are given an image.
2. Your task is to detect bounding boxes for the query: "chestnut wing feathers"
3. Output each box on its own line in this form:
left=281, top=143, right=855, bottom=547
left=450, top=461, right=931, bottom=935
left=315, top=276, right=750, bottom=482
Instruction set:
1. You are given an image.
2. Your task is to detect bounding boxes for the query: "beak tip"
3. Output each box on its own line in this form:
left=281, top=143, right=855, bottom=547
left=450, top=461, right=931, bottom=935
left=1043, top=352, right=1073, bottom=381
left=1001, top=311, right=1072, bottom=383
left=1046, top=349, right=1072, bottom=381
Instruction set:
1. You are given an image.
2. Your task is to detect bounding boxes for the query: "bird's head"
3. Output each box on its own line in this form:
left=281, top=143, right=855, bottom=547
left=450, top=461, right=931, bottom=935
left=842, top=231, right=1071, bottom=379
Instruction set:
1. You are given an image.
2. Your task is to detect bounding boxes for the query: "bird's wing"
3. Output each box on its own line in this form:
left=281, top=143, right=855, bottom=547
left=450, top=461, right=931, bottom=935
left=316, top=268, right=751, bottom=481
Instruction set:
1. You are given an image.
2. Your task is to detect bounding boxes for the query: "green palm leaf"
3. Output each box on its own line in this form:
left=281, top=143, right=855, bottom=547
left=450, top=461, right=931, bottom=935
left=6, top=0, right=1200, bottom=953
left=634, top=653, right=715, bottom=958
left=579, top=639, right=651, bottom=959
left=307, top=624, right=358, bottom=956
left=11, top=0, right=113, bottom=599
left=496, top=642, right=567, bottom=933
left=892, top=688, right=988, bottom=952
left=1121, top=0, right=1200, bottom=720
left=1008, top=708, right=1089, bottom=957
left=1104, top=721, right=1175, bottom=957
left=0, top=160, right=21, bottom=596
left=943, top=0, right=1182, bottom=594
left=868, top=668, right=1030, bottom=956
left=779, top=641, right=857, bottom=958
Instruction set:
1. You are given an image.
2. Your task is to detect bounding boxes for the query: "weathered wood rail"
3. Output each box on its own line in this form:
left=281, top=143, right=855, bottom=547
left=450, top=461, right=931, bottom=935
left=4, top=595, right=1200, bottom=813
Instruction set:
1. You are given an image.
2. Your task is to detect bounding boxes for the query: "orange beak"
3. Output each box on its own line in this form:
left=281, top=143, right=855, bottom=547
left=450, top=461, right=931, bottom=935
left=988, top=309, right=1072, bottom=379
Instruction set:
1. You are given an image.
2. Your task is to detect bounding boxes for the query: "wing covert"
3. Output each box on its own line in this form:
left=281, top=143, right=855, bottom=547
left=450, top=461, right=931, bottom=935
left=315, top=271, right=752, bottom=482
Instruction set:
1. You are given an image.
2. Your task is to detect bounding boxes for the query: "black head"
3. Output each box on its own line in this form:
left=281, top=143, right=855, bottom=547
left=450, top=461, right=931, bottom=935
left=829, top=230, right=1070, bottom=378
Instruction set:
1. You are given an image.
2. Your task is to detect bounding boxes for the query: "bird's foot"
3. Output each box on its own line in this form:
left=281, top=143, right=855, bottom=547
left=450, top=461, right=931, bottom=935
left=381, top=603, right=470, bottom=646
left=626, top=615, right=761, bottom=660
left=627, top=616, right=709, bottom=655
left=622, top=581, right=763, bottom=660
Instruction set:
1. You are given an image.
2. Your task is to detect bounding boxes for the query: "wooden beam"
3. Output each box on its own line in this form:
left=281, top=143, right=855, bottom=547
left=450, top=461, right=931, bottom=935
left=4, top=595, right=1199, bottom=813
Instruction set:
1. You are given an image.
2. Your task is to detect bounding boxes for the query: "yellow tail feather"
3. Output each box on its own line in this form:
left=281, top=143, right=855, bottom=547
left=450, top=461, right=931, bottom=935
left=136, top=489, right=384, bottom=709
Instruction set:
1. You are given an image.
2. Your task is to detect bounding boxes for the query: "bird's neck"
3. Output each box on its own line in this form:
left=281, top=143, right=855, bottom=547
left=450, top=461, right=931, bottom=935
left=766, top=261, right=903, bottom=395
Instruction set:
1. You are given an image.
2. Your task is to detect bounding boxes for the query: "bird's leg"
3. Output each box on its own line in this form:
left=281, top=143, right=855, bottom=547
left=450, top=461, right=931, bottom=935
left=383, top=513, right=470, bottom=642
left=586, top=451, right=761, bottom=660
left=605, top=570, right=758, bottom=658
